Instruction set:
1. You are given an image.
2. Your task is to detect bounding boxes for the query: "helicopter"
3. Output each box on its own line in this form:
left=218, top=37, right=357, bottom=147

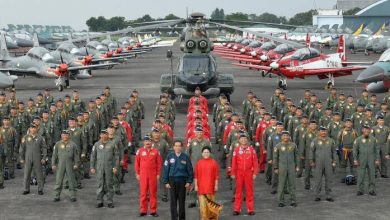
left=160, top=13, right=234, bottom=100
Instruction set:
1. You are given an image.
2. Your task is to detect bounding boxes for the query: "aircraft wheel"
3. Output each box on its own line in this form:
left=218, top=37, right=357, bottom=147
left=261, top=71, right=266, bottom=77
left=58, top=85, right=64, bottom=92
left=282, top=84, right=287, bottom=90
left=278, top=80, right=283, bottom=89
left=326, top=82, right=333, bottom=90
left=364, top=51, right=369, bottom=56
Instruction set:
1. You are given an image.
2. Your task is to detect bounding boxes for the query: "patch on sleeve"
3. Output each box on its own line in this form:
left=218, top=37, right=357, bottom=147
left=164, top=160, right=168, bottom=166
left=136, top=150, right=139, bottom=155
left=274, top=147, right=278, bottom=153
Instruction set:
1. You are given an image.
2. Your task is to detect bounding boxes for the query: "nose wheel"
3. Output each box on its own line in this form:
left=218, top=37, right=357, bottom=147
left=55, top=77, right=67, bottom=92
left=278, top=77, right=287, bottom=90
left=325, top=74, right=335, bottom=90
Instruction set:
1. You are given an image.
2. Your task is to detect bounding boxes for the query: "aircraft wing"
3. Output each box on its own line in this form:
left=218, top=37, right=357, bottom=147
left=223, top=57, right=262, bottom=64
left=299, top=66, right=367, bottom=76
left=92, top=55, right=134, bottom=63
left=0, top=68, right=37, bottom=76
left=68, top=63, right=119, bottom=72
left=232, top=63, right=272, bottom=71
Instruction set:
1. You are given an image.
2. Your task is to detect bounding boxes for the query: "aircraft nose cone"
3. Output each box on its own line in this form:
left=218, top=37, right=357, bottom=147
left=367, top=81, right=388, bottom=93
left=357, top=65, right=385, bottom=83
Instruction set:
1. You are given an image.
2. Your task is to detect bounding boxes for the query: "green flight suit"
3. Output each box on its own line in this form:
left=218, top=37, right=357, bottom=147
left=273, top=141, right=299, bottom=205
left=293, top=124, right=307, bottom=176
left=353, top=135, right=380, bottom=193
left=309, top=109, right=324, bottom=123
left=268, top=132, right=282, bottom=192
left=0, top=126, right=18, bottom=177
left=343, top=103, right=357, bottom=120
left=302, top=129, right=318, bottom=188
left=19, top=134, right=47, bottom=192
left=90, top=140, right=119, bottom=204
left=68, top=127, right=87, bottom=187
left=52, top=140, right=79, bottom=199
left=310, top=137, right=337, bottom=198
left=337, top=128, right=358, bottom=177
left=109, top=136, right=123, bottom=193
left=263, top=126, right=275, bottom=183
left=372, top=125, right=390, bottom=176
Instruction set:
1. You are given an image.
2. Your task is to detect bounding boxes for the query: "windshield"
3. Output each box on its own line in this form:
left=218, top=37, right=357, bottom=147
left=379, top=48, right=390, bottom=62
left=180, top=56, right=214, bottom=75
left=274, top=44, right=294, bottom=54
left=291, top=48, right=320, bottom=60
left=260, top=42, right=276, bottom=50
left=42, top=53, right=55, bottom=62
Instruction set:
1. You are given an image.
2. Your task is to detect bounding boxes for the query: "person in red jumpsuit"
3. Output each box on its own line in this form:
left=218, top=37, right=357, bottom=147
left=223, top=113, right=239, bottom=145
left=254, top=112, right=271, bottom=173
left=118, top=112, right=132, bottom=175
left=135, top=135, right=162, bottom=217
left=231, top=134, right=258, bottom=216
left=189, top=87, right=208, bottom=108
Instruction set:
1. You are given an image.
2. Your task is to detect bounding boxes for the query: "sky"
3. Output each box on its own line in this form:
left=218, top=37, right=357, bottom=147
left=0, top=0, right=337, bottom=30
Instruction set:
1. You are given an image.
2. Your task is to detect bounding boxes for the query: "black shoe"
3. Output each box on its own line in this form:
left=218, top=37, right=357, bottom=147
left=270, top=190, right=277, bottom=194
left=53, top=198, right=60, bottom=202
left=139, top=213, right=147, bottom=217
left=340, top=178, right=345, bottom=183
left=375, top=174, right=378, bottom=178
left=259, top=170, right=264, bottom=173
left=188, top=203, right=196, bottom=208
left=162, top=198, right=168, bottom=202
left=120, top=179, right=125, bottom=184
left=107, top=203, right=114, bottom=208
left=10, top=174, right=15, bottom=179
left=17, top=164, right=22, bottom=169
left=38, top=191, right=44, bottom=195
left=115, top=191, right=122, bottom=195
left=248, top=212, right=255, bottom=216
left=0, top=184, right=4, bottom=189
left=305, top=185, right=310, bottom=190
left=70, top=198, right=77, bottom=202
left=77, top=185, right=83, bottom=189
left=84, top=174, right=91, bottom=179
left=381, top=175, right=389, bottom=178
left=22, top=191, right=30, bottom=195
left=96, top=203, right=104, bottom=208
left=291, top=203, right=297, bottom=207
left=64, top=186, right=69, bottom=189
left=233, top=211, right=240, bottom=216
left=231, top=198, right=235, bottom=202
left=369, top=191, right=377, bottom=196
left=357, top=191, right=364, bottom=196
left=315, top=197, right=321, bottom=202
left=278, top=203, right=285, bottom=207
left=150, top=213, right=159, bottom=217
left=326, top=198, right=334, bottom=202
left=296, top=174, right=302, bottom=178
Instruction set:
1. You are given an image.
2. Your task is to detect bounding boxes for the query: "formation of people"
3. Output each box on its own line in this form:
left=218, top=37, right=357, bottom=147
left=214, top=87, right=390, bottom=211
left=1, top=85, right=390, bottom=219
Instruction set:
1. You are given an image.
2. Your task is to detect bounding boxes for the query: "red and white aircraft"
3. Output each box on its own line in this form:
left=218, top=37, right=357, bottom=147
left=232, top=35, right=368, bottom=89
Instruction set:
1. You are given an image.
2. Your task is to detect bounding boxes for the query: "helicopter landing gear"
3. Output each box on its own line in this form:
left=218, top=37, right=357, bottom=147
left=278, top=77, right=287, bottom=90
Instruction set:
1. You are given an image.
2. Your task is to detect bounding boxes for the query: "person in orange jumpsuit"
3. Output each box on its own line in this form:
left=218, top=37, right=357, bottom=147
left=231, top=134, right=258, bottom=216
left=135, top=136, right=162, bottom=217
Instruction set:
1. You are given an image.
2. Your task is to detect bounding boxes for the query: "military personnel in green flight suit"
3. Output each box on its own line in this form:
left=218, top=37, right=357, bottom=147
left=372, top=116, right=390, bottom=178
left=52, top=130, right=79, bottom=202
left=337, top=119, right=358, bottom=183
left=354, top=125, right=380, bottom=196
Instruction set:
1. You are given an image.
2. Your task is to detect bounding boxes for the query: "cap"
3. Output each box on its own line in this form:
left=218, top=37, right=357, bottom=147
left=154, top=119, right=161, bottom=123
left=61, top=130, right=70, bottom=135
left=143, top=135, right=151, bottom=141
left=152, top=128, right=160, bottom=133
left=310, top=120, right=317, bottom=124
left=282, top=131, right=290, bottom=135
left=34, top=116, right=41, bottom=120
left=77, top=113, right=83, bottom=116
left=37, top=93, right=43, bottom=96
left=105, top=86, right=110, bottom=89
left=100, top=129, right=108, bottom=134
left=195, top=127, right=203, bottom=132
left=319, top=126, right=327, bottom=131
left=30, top=123, right=37, bottom=128
left=271, top=116, right=277, bottom=120
left=377, top=115, right=384, bottom=120
left=345, top=118, right=352, bottom=122
left=45, top=88, right=51, bottom=91
left=362, top=124, right=371, bottom=129
left=334, top=112, right=341, bottom=116
left=2, top=116, right=10, bottom=120
left=276, top=121, right=283, bottom=126
left=68, top=117, right=76, bottom=121
left=112, top=116, right=119, bottom=120
left=239, top=133, right=248, bottom=138
left=64, top=94, right=70, bottom=98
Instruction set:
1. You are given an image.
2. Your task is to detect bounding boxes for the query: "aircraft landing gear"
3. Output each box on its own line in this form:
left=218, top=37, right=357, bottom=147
left=364, top=50, right=370, bottom=56
left=325, top=74, right=335, bottom=90
left=278, top=77, right=287, bottom=90
left=55, top=77, right=65, bottom=92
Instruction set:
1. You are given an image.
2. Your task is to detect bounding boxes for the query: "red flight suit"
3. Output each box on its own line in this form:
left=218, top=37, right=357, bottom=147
left=120, top=120, right=133, bottom=170
left=255, top=120, right=270, bottom=172
left=135, top=147, right=162, bottom=213
left=231, top=145, right=258, bottom=213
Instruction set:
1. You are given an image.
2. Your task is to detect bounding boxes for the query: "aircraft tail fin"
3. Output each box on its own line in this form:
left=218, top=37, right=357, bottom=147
left=0, top=33, right=11, bottom=61
left=305, top=33, right=311, bottom=48
left=337, top=35, right=346, bottom=61
left=353, top=24, right=366, bottom=36
left=374, top=22, right=389, bottom=36
left=33, top=33, right=40, bottom=47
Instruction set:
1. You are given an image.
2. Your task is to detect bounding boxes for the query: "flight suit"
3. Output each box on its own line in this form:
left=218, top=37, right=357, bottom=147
left=272, top=100, right=286, bottom=121
left=353, top=135, right=380, bottom=193
left=231, top=146, right=258, bottom=213
left=82, top=118, right=96, bottom=176
left=293, top=124, right=307, bottom=176
left=52, top=140, right=79, bottom=200
left=309, top=108, right=324, bottom=123
left=71, top=99, right=86, bottom=118
left=263, top=126, right=275, bottom=183
left=19, top=134, right=47, bottom=192
left=273, top=141, right=299, bottom=205
left=255, top=120, right=270, bottom=172
left=351, top=112, right=364, bottom=132
left=302, top=129, right=318, bottom=188
left=267, top=132, right=282, bottom=192
left=287, top=116, right=301, bottom=136
left=43, top=95, right=54, bottom=110
left=337, top=128, right=358, bottom=177
left=366, top=103, right=381, bottom=116
left=109, top=135, right=123, bottom=194
left=372, top=125, right=390, bottom=176
left=96, top=105, right=109, bottom=130
left=0, top=126, right=18, bottom=178
left=310, top=137, right=337, bottom=199
left=105, top=93, right=117, bottom=118
left=152, top=139, right=170, bottom=200
left=326, top=95, right=338, bottom=109
left=343, top=103, right=357, bottom=120
left=35, top=102, right=45, bottom=116
left=0, top=143, right=5, bottom=187
left=333, top=100, right=345, bottom=116
left=357, top=97, right=369, bottom=107
left=328, top=121, right=345, bottom=141
left=359, top=116, right=376, bottom=135
left=319, top=115, right=332, bottom=128
left=135, top=147, right=162, bottom=214
left=69, top=127, right=87, bottom=187
left=0, top=101, right=9, bottom=121
left=90, top=140, right=119, bottom=204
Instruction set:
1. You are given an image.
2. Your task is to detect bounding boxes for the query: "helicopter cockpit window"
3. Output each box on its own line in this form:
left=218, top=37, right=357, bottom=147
left=291, top=48, right=320, bottom=61
left=180, top=56, right=214, bottom=75
left=379, top=49, right=390, bottom=62
left=260, top=42, right=276, bottom=51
